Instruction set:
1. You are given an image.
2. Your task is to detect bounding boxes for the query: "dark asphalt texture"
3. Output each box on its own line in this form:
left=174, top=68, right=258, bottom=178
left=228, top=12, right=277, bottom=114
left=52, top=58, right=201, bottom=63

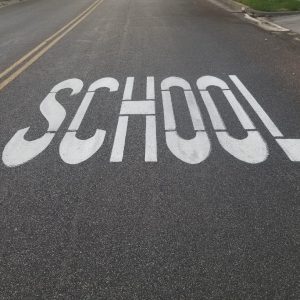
left=0, top=0, right=299, bottom=298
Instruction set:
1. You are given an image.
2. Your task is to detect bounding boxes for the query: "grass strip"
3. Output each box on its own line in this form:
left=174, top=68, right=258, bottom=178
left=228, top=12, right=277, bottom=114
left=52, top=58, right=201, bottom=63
left=236, top=0, right=300, bottom=11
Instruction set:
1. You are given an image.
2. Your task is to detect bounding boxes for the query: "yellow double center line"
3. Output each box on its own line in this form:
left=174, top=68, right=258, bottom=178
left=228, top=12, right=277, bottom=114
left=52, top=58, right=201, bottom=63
left=0, top=0, right=104, bottom=91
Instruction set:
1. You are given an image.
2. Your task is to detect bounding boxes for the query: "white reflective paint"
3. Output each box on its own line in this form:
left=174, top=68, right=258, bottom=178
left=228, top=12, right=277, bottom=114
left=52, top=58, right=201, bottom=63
left=68, top=92, right=94, bottom=131
left=120, top=101, right=155, bottom=115
left=222, top=90, right=255, bottom=130
left=166, top=131, right=211, bottom=164
left=229, top=75, right=283, bottom=137
left=185, top=91, right=205, bottom=131
left=3, top=75, right=299, bottom=167
left=50, top=78, right=83, bottom=95
left=68, top=78, right=119, bottom=131
left=197, top=76, right=269, bottom=164
left=216, top=131, right=268, bottom=164
left=147, top=77, right=155, bottom=100
left=40, top=93, right=67, bottom=131
left=197, top=75, right=229, bottom=91
left=198, top=76, right=255, bottom=130
left=162, top=77, right=210, bottom=164
left=3, top=78, right=83, bottom=167
left=230, top=75, right=300, bottom=162
left=276, top=139, right=300, bottom=161
left=162, top=91, right=176, bottom=131
left=110, top=116, right=129, bottom=162
left=59, top=130, right=106, bottom=164
left=60, top=77, right=119, bottom=164
left=200, top=91, right=226, bottom=130
left=123, top=77, right=134, bottom=100
left=162, top=90, right=205, bottom=131
left=88, top=77, right=119, bottom=92
left=112, top=77, right=157, bottom=162
left=2, top=129, right=55, bottom=167
left=145, top=116, right=157, bottom=162
left=161, top=77, right=191, bottom=91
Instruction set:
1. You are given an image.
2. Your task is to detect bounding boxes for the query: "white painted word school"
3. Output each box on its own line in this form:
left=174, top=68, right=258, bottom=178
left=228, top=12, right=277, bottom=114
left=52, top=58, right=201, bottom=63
left=2, top=75, right=300, bottom=167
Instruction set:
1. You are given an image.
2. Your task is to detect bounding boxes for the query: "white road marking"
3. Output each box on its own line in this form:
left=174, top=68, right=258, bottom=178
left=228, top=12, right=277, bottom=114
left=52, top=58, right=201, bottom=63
left=147, top=76, right=155, bottom=100
left=229, top=75, right=283, bottom=137
left=68, top=92, right=94, bottom=131
left=68, top=78, right=119, bottom=131
left=123, top=77, right=134, bottom=100
left=216, top=131, right=268, bottom=164
left=60, top=78, right=119, bottom=164
left=145, top=115, right=157, bottom=162
left=120, top=101, right=155, bottom=115
left=162, top=91, right=176, bottom=131
left=2, top=129, right=55, bottom=167
left=112, top=78, right=157, bottom=162
left=161, top=77, right=210, bottom=164
left=185, top=90, right=205, bottom=131
left=2, top=78, right=83, bottom=167
left=39, top=93, right=67, bottom=131
left=50, top=78, right=83, bottom=95
left=88, top=77, right=118, bottom=92
left=200, top=91, right=226, bottom=130
left=230, top=75, right=300, bottom=161
left=222, top=90, right=256, bottom=130
left=197, top=75, right=229, bottom=91
left=197, top=76, right=268, bottom=163
left=166, top=131, right=211, bottom=164
left=110, top=116, right=129, bottom=162
left=3, top=75, right=299, bottom=166
left=161, top=77, right=191, bottom=91
left=59, top=130, right=106, bottom=165
left=276, top=139, right=300, bottom=161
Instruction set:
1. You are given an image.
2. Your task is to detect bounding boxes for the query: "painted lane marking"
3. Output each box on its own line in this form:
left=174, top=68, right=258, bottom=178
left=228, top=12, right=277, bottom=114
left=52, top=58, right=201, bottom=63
left=0, top=0, right=104, bottom=92
left=2, top=75, right=300, bottom=167
left=161, top=77, right=191, bottom=91
left=161, top=91, right=176, bottom=131
left=120, top=101, right=155, bottom=115
left=197, top=76, right=268, bottom=164
left=122, top=77, right=135, bottom=100
left=185, top=90, right=205, bottom=131
left=229, top=75, right=283, bottom=137
left=161, top=77, right=210, bottom=164
left=200, top=91, right=226, bottom=131
left=110, top=116, right=129, bottom=162
left=146, top=77, right=155, bottom=100
left=230, top=75, right=300, bottom=161
left=2, top=79, right=83, bottom=167
left=111, top=77, right=157, bottom=162
left=0, top=0, right=102, bottom=81
left=59, top=78, right=119, bottom=165
left=276, top=139, right=300, bottom=161
left=145, top=116, right=157, bottom=162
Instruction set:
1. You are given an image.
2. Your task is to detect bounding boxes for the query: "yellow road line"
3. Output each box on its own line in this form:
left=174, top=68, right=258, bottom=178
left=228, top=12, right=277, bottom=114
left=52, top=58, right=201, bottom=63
left=0, top=0, right=102, bottom=84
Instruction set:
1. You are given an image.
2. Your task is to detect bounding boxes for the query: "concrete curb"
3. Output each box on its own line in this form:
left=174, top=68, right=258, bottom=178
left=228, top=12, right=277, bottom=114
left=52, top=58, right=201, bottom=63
left=244, top=14, right=290, bottom=32
left=212, top=0, right=300, bottom=17
left=209, top=0, right=291, bottom=32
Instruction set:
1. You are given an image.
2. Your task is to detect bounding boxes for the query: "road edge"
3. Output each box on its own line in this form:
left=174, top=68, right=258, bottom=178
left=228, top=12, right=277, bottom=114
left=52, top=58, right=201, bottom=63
left=0, top=0, right=30, bottom=10
left=208, top=0, right=292, bottom=32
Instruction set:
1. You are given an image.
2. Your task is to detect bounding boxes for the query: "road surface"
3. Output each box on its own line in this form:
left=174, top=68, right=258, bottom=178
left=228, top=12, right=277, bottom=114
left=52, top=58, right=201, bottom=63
left=0, top=0, right=299, bottom=298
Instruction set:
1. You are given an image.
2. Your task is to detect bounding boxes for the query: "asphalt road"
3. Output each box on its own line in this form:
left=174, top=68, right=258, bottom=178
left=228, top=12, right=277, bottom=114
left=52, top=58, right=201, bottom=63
left=0, top=0, right=299, bottom=298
